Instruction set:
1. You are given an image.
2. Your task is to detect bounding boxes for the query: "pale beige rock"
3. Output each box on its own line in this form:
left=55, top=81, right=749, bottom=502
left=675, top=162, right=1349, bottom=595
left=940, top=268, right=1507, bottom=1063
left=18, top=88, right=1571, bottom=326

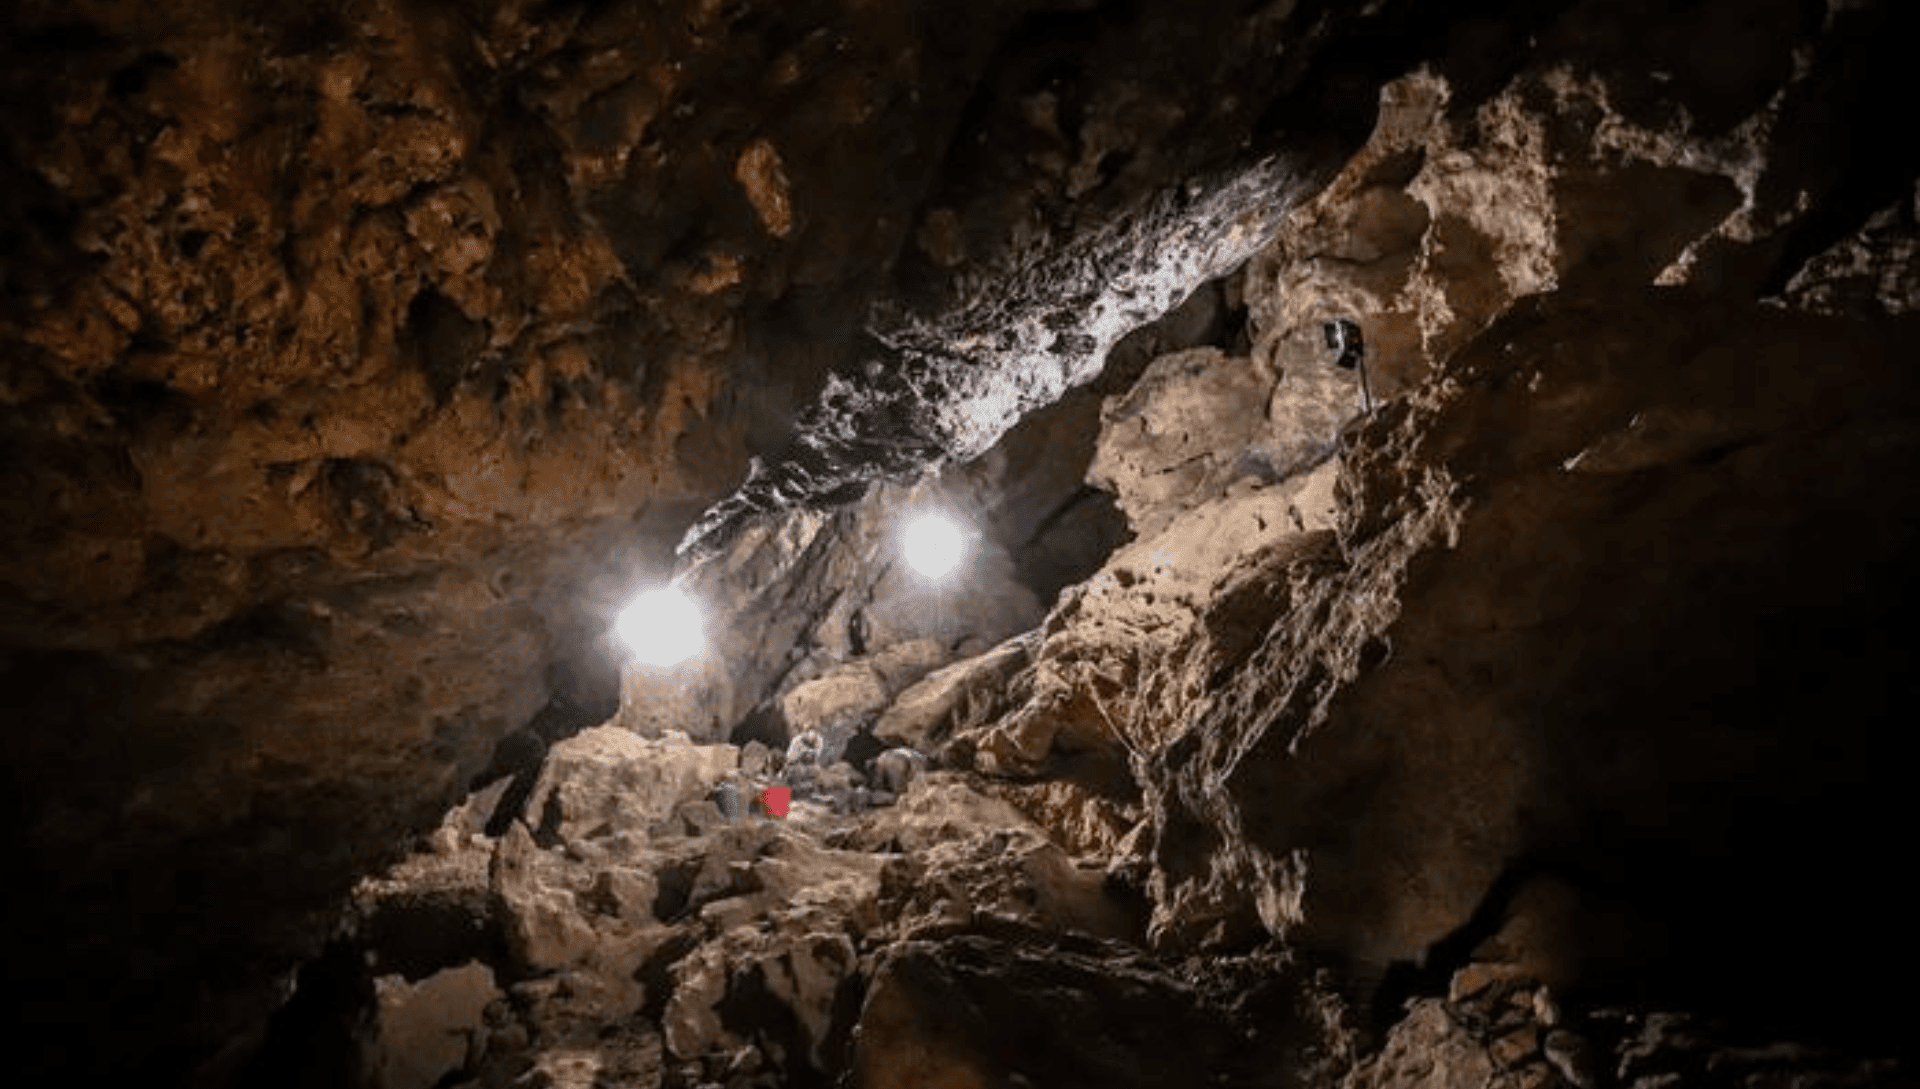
left=488, top=822, right=677, bottom=1011
left=867, top=638, right=954, bottom=694
left=781, top=663, right=890, bottom=758
left=1245, top=56, right=1769, bottom=411
left=873, top=748, right=929, bottom=794
left=491, top=823, right=601, bottom=972
left=744, top=921, right=859, bottom=1070
left=662, top=944, right=731, bottom=1060
left=853, top=774, right=1041, bottom=854
left=663, top=900, right=873, bottom=1072
left=781, top=663, right=889, bottom=730
left=875, top=633, right=1037, bottom=753
left=1090, top=347, right=1346, bottom=536
left=854, top=774, right=1139, bottom=940
left=523, top=727, right=737, bottom=844
left=1143, top=289, right=1920, bottom=970
left=368, top=962, right=499, bottom=1089
left=962, top=463, right=1341, bottom=790
left=620, top=480, right=1044, bottom=746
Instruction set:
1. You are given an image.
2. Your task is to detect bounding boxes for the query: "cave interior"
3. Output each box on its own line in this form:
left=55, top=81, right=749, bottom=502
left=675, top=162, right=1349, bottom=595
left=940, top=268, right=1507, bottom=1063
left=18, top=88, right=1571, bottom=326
left=4, top=0, right=1919, bottom=1086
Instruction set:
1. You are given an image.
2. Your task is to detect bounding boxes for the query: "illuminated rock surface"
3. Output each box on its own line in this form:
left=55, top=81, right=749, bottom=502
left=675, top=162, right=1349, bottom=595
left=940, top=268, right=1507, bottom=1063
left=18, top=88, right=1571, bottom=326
left=5, top=0, right=1920, bottom=1085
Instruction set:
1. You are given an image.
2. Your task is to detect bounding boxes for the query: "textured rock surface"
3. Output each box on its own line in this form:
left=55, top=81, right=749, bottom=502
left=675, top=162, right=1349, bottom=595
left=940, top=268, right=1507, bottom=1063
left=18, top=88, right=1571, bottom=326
left=267, top=737, right=1186, bottom=1089
left=367, top=962, right=500, bottom=1089
left=1347, top=965, right=1908, bottom=1089
left=1140, top=289, right=1920, bottom=971
left=853, top=936, right=1352, bottom=1089
left=1089, top=345, right=1356, bottom=536
left=522, top=726, right=736, bottom=843
left=0, top=0, right=1447, bottom=1078
left=616, top=281, right=1245, bottom=752
left=8, top=0, right=1920, bottom=1084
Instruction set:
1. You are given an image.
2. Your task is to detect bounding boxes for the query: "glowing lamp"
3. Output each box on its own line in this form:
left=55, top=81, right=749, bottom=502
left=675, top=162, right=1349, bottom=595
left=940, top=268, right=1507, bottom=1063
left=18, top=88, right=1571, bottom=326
left=616, top=586, right=704, bottom=666
left=902, top=513, right=964, bottom=578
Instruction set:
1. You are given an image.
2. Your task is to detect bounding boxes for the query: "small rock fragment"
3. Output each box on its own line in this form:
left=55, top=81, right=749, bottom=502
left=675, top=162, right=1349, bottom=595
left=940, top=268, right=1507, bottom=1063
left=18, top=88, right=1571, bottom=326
left=1532, top=986, right=1560, bottom=1027
left=873, top=747, right=929, bottom=794
left=1489, top=1025, right=1540, bottom=1070
left=740, top=740, right=774, bottom=778
left=1543, top=1029, right=1599, bottom=1089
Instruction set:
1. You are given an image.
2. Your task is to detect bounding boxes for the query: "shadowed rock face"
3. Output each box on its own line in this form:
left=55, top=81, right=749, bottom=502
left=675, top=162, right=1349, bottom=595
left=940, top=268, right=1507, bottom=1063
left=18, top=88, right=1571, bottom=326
left=1148, top=289, right=1920, bottom=972
left=6, top=0, right=1920, bottom=1085
left=0, top=0, right=1463, bottom=1080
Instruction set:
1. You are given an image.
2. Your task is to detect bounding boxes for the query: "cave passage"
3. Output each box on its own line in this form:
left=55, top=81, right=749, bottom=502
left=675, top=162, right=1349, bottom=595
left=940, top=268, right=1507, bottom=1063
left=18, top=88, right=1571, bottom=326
left=6, top=0, right=1920, bottom=1086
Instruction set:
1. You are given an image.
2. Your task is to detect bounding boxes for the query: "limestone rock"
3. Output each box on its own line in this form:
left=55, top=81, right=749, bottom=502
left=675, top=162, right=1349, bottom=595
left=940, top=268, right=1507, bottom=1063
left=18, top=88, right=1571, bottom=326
left=1345, top=1002, right=1496, bottom=1089
left=854, top=774, right=1142, bottom=942
left=779, top=664, right=889, bottom=758
left=1144, top=289, right=1920, bottom=976
left=367, top=962, right=500, bottom=1089
left=620, top=479, right=1046, bottom=745
left=662, top=944, right=732, bottom=1062
left=866, top=638, right=954, bottom=698
left=13, top=0, right=1920, bottom=1082
left=489, top=823, right=601, bottom=974
left=738, top=740, right=777, bottom=779
left=1090, top=346, right=1356, bottom=536
left=872, top=748, right=929, bottom=795
left=923, top=465, right=1340, bottom=860
left=524, top=727, right=737, bottom=845
left=875, top=632, right=1037, bottom=754
left=350, top=844, right=496, bottom=982
left=1781, top=180, right=1920, bottom=319
left=853, top=936, right=1351, bottom=1089
left=5, top=0, right=1421, bottom=1069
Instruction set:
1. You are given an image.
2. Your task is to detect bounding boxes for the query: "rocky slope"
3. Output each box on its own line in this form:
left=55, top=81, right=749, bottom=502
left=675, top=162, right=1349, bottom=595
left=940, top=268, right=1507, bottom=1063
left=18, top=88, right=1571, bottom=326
left=6, top=0, right=1920, bottom=1085
left=256, top=723, right=1355, bottom=1089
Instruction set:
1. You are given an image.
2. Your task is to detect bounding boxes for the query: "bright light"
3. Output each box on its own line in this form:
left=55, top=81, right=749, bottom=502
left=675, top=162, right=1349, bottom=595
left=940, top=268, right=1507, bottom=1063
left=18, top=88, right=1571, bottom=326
left=902, top=513, right=964, bottom=578
left=616, top=587, right=704, bottom=666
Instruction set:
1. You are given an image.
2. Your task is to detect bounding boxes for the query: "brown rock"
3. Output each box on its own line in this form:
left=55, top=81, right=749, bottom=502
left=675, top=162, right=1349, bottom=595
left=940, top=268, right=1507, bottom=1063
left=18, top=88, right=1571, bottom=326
left=1344, top=1001, right=1492, bottom=1089
left=524, top=727, right=737, bottom=845
left=1145, top=290, right=1920, bottom=972
left=853, top=935, right=1349, bottom=1089
left=366, top=962, right=500, bottom=1089
left=1089, top=346, right=1352, bottom=536
left=11, top=0, right=1920, bottom=1082
left=779, top=664, right=889, bottom=754
left=875, top=632, right=1037, bottom=754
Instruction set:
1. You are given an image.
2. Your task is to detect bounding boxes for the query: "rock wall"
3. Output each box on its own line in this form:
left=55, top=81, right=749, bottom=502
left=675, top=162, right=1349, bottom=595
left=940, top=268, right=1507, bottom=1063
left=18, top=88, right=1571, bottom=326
left=0, top=0, right=1446, bottom=1080
left=7, top=0, right=1920, bottom=1085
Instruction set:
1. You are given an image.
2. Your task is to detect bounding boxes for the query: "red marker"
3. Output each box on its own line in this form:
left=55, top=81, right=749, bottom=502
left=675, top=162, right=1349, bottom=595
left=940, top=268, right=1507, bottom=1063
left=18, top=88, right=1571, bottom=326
left=759, top=785, right=791, bottom=818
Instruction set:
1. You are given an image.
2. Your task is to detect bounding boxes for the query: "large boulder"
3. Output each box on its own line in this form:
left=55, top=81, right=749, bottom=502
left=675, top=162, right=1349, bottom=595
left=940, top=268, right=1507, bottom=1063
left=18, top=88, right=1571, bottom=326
left=523, top=726, right=737, bottom=843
